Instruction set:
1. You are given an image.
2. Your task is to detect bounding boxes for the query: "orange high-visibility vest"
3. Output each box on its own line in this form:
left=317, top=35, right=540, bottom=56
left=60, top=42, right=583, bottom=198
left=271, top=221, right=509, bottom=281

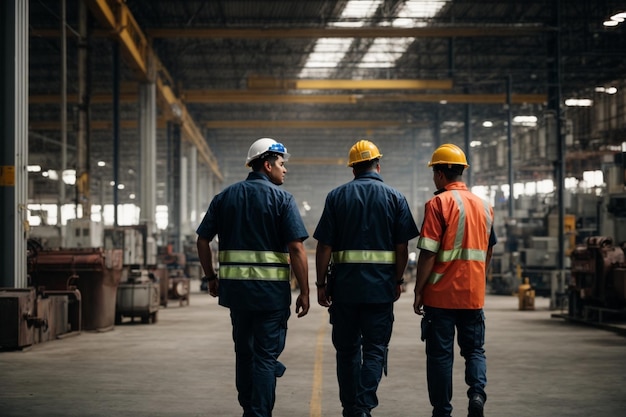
left=417, top=182, right=494, bottom=309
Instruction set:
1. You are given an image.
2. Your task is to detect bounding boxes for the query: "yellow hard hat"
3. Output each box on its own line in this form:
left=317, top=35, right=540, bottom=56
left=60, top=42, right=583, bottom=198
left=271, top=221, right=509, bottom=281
left=347, top=140, right=382, bottom=167
left=428, top=143, right=469, bottom=168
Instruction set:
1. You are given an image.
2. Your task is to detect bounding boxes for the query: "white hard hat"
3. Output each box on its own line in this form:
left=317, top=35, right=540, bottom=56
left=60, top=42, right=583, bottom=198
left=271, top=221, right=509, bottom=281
left=245, top=137, right=290, bottom=166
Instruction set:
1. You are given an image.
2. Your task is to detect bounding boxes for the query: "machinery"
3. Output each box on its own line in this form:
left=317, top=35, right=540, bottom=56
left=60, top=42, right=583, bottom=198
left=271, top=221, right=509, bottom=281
left=115, top=267, right=160, bottom=324
left=28, top=246, right=123, bottom=331
left=568, top=236, right=626, bottom=323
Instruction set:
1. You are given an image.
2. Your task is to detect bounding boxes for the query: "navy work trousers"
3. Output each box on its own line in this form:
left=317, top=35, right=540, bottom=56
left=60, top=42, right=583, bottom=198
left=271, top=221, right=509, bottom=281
left=330, top=302, right=394, bottom=417
left=421, top=306, right=487, bottom=417
left=230, top=308, right=290, bottom=417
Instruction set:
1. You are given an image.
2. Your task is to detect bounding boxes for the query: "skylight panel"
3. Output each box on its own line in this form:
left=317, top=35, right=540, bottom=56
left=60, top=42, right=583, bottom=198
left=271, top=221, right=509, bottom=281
left=358, top=1, right=447, bottom=68
left=300, top=38, right=353, bottom=77
left=299, top=0, right=382, bottom=77
left=358, top=38, right=414, bottom=68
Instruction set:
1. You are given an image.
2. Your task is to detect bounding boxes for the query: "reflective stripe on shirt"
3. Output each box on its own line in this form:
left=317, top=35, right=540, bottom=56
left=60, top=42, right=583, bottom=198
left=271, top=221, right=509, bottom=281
left=332, top=250, right=396, bottom=264
left=219, top=250, right=290, bottom=281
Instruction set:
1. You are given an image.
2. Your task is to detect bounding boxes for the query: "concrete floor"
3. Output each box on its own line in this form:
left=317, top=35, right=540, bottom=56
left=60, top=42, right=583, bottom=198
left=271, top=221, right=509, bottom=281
left=2, top=266, right=626, bottom=417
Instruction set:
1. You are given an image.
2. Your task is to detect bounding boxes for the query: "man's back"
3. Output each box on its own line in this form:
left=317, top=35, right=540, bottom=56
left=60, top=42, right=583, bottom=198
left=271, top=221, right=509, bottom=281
left=315, top=171, right=418, bottom=303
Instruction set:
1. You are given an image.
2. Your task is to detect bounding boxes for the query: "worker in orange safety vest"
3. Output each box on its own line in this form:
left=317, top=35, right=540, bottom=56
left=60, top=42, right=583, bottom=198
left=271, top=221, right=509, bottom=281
left=413, top=143, right=496, bottom=417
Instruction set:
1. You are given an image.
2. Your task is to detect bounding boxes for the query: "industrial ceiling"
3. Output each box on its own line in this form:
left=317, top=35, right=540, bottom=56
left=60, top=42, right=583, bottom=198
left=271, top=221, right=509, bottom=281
left=26, top=0, right=626, bottom=231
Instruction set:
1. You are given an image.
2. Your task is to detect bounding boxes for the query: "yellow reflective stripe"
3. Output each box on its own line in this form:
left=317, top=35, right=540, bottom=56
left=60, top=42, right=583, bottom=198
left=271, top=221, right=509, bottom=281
left=417, top=236, right=440, bottom=252
left=428, top=272, right=444, bottom=284
left=438, top=248, right=487, bottom=263
left=451, top=190, right=465, bottom=250
left=219, top=250, right=289, bottom=265
left=219, top=265, right=290, bottom=281
left=332, top=250, right=396, bottom=264
left=482, top=199, right=493, bottom=239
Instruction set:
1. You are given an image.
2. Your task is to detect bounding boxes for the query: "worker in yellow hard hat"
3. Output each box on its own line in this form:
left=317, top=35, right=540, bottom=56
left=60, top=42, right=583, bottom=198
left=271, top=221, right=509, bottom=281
left=414, top=143, right=497, bottom=417
left=314, top=139, right=420, bottom=417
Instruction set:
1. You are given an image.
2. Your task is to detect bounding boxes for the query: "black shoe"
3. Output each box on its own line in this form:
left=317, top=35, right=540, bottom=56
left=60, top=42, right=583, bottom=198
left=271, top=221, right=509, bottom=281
left=468, top=394, right=484, bottom=417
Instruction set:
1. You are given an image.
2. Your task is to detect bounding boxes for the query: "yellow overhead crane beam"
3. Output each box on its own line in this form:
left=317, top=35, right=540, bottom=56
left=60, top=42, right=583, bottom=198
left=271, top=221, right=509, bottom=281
left=184, top=90, right=547, bottom=105
left=204, top=120, right=429, bottom=129
left=84, top=0, right=222, bottom=180
left=30, top=119, right=425, bottom=131
left=147, top=26, right=547, bottom=39
left=247, top=77, right=453, bottom=90
left=31, top=90, right=546, bottom=105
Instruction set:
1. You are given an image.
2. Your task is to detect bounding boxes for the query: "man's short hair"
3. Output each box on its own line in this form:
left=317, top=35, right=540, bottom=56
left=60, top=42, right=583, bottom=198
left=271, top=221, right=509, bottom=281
left=250, top=152, right=281, bottom=171
left=352, top=158, right=379, bottom=174
left=432, top=164, right=464, bottom=179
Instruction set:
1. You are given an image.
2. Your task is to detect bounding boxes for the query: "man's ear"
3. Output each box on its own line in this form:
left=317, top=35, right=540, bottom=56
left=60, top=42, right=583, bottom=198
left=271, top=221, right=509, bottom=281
left=263, top=159, right=273, bottom=172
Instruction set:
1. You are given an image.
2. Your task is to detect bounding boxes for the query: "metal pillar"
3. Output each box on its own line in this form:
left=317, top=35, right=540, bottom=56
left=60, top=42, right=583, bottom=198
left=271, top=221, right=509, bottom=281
left=0, top=0, right=28, bottom=288
left=139, top=82, right=157, bottom=264
left=180, top=154, right=188, bottom=248
left=548, top=0, right=565, bottom=309
left=59, top=0, right=67, bottom=232
left=506, top=75, right=514, bottom=219
left=188, top=145, right=198, bottom=228
left=464, top=100, right=472, bottom=188
left=112, top=42, right=120, bottom=226
left=167, top=122, right=182, bottom=252
left=76, top=1, right=91, bottom=217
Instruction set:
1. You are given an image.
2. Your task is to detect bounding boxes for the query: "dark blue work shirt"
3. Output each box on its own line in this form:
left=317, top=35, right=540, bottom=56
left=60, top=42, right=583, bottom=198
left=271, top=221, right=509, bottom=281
left=196, top=171, right=308, bottom=310
left=314, top=171, right=420, bottom=303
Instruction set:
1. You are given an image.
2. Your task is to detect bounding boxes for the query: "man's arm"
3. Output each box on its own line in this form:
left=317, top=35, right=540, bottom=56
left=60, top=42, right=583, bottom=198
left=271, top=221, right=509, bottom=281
left=485, top=246, right=494, bottom=269
left=315, top=242, right=333, bottom=307
left=413, top=249, right=437, bottom=315
left=197, top=236, right=218, bottom=297
left=288, top=240, right=310, bottom=317
left=394, top=242, right=409, bottom=301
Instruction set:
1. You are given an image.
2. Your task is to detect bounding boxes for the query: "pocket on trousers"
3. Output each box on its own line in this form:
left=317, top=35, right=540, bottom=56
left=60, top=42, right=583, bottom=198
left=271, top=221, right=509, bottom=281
left=473, top=310, right=486, bottom=347
left=420, top=317, right=431, bottom=342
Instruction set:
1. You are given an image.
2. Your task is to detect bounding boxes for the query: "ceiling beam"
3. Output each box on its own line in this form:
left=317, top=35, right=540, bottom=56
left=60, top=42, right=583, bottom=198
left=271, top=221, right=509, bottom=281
left=29, top=119, right=168, bottom=131
left=31, top=91, right=547, bottom=105
left=286, top=158, right=347, bottom=166
left=247, top=77, right=453, bottom=90
left=204, top=120, right=430, bottom=129
left=184, top=91, right=547, bottom=105
left=147, top=25, right=547, bottom=39
left=84, top=0, right=222, bottom=180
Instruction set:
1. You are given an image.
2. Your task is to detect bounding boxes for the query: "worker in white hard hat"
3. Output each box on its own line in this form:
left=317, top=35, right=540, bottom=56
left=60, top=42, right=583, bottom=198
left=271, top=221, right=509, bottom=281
left=314, top=139, right=420, bottom=417
left=196, top=137, right=309, bottom=417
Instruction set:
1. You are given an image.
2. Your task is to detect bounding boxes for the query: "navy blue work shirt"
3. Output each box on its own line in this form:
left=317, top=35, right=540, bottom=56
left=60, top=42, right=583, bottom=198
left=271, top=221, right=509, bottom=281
left=196, top=171, right=308, bottom=310
left=314, top=171, right=420, bottom=303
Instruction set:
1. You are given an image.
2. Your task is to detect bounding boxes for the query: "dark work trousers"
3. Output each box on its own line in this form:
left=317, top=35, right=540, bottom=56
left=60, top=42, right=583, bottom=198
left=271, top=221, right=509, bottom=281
left=230, top=308, right=290, bottom=417
left=330, top=302, right=394, bottom=417
left=421, top=306, right=487, bottom=417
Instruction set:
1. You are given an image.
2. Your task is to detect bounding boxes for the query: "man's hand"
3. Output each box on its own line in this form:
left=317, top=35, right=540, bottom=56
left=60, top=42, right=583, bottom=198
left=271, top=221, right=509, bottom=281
left=413, top=292, right=424, bottom=315
left=295, top=293, right=310, bottom=317
left=317, top=286, right=331, bottom=308
left=208, top=279, right=219, bottom=298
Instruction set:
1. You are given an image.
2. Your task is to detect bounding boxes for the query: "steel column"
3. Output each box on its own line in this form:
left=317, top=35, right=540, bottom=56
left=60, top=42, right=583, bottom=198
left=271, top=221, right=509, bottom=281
left=0, top=0, right=28, bottom=288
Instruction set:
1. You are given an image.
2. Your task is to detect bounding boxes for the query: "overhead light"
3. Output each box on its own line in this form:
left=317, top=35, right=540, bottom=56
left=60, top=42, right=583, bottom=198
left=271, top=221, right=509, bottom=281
left=28, top=165, right=41, bottom=172
left=512, top=115, right=538, bottom=126
left=611, top=12, right=626, bottom=22
left=97, top=161, right=106, bottom=167
left=565, top=98, right=593, bottom=107
left=482, top=121, right=493, bottom=128
left=595, top=86, right=618, bottom=94
left=62, top=169, right=76, bottom=185
left=470, top=141, right=482, bottom=147
left=604, top=20, right=619, bottom=27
